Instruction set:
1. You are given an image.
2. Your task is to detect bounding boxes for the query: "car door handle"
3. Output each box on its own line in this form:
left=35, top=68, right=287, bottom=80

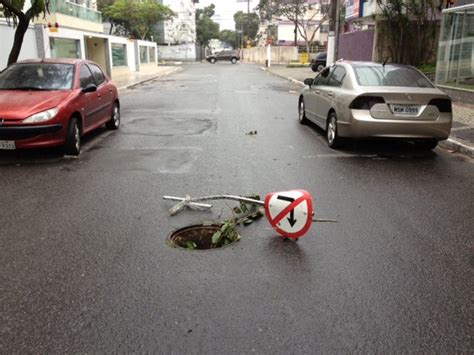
left=314, top=90, right=320, bottom=94
left=327, top=91, right=334, bottom=97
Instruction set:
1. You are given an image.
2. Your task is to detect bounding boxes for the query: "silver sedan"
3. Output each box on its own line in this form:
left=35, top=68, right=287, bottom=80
left=298, top=61, right=453, bottom=150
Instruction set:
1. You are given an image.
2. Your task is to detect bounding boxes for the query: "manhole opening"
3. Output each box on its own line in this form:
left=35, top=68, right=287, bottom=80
left=168, top=224, right=239, bottom=250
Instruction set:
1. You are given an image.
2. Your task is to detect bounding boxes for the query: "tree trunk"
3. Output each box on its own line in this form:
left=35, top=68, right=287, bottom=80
left=8, top=16, right=30, bottom=65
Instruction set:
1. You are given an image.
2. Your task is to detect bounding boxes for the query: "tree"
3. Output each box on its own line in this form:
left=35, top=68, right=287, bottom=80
left=195, top=4, right=220, bottom=46
left=233, top=11, right=260, bottom=45
left=0, top=0, right=50, bottom=65
left=103, top=0, right=174, bottom=40
left=376, top=0, right=439, bottom=65
left=257, top=0, right=331, bottom=54
left=219, top=30, right=238, bottom=49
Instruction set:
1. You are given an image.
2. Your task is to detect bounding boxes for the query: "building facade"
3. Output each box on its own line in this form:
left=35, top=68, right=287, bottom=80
left=155, top=0, right=197, bottom=45
left=436, top=3, right=474, bottom=96
left=1, top=0, right=157, bottom=75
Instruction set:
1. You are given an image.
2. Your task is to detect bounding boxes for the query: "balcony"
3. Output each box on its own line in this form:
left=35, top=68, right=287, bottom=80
left=49, top=0, right=102, bottom=24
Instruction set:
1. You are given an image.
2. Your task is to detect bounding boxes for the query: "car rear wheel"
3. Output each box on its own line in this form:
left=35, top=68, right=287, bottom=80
left=106, top=102, right=120, bottom=130
left=415, top=139, right=438, bottom=150
left=327, top=113, right=342, bottom=149
left=299, top=98, right=309, bottom=124
left=64, top=117, right=81, bottom=156
left=231, top=57, right=237, bottom=64
left=210, top=58, right=216, bottom=64
left=317, top=63, right=325, bottom=72
left=311, top=64, right=318, bottom=72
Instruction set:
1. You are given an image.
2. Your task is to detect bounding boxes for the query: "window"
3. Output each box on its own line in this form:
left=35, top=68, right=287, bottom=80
left=140, top=46, right=148, bottom=63
left=79, top=64, right=95, bottom=88
left=353, top=65, right=434, bottom=88
left=149, top=47, right=156, bottom=63
left=88, top=64, right=106, bottom=85
left=313, top=67, right=331, bottom=85
left=50, top=38, right=81, bottom=59
left=0, top=63, right=74, bottom=90
left=111, top=43, right=127, bottom=67
left=328, top=66, right=346, bottom=87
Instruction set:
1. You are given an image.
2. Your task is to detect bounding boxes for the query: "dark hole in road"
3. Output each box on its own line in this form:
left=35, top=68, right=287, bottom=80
left=168, top=224, right=238, bottom=250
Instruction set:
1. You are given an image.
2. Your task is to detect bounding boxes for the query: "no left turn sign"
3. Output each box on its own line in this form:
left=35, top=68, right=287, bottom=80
left=264, top=190, right=313, bottom=239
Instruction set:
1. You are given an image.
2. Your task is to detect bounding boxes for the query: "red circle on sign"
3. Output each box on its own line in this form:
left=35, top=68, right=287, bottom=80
left=264, top=189, right=313, bottom=239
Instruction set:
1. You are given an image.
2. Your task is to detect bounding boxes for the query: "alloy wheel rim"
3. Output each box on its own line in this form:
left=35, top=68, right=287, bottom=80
left=299, top=102, right=304, bottom=121
left=114, top=105, right=120, bottom=126
left=74, top=124, right=80, bottom=151
left=328, top=118, right=336, bottom=143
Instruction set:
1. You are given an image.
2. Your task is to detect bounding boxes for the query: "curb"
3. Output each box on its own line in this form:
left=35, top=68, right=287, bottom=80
left=118, top=67, right=182, bottom=91
left=439, top=138, right=474, bottom=158
left=261, top=67, right=473, bottom=159
left=260, top=67, right=305, bottom=87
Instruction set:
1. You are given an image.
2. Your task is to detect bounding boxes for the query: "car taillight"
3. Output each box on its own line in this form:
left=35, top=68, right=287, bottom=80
left=428, top=98, right=452, bottom=113
left=349, top=96, right=385, bottom=110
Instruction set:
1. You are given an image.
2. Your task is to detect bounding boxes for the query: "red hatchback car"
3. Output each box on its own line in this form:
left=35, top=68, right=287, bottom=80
left=0, top=58, right=120, bottom=155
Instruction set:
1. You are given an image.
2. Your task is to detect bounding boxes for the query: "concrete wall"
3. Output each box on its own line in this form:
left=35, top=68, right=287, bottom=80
left=157, top=44, right=196, bottom=61
left=242, top=46, right=298, bottom=65
left=338, top=29, right=375, bottom=61
left=0, top=20, right=38, bottom=69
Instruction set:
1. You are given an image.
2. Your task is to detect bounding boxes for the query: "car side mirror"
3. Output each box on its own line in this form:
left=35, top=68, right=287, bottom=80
left=304, top=78, right=314, bottom=87
left=82, top=83, right=97, bottom=93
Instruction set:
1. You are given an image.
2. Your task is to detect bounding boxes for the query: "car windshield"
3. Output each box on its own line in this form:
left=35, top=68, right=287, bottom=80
left=0, top=63, right=74, bottom=90
left=353, top=65, right=434, bottom=88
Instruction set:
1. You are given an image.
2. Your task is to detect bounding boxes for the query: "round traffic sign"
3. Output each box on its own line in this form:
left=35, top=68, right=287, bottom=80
left=264, top=190, right=313, bottom=239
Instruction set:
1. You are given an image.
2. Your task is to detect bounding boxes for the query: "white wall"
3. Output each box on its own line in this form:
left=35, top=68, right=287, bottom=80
left=157, top=43, right=196, bottom=61
left=0, top=20, right=38, bottom=69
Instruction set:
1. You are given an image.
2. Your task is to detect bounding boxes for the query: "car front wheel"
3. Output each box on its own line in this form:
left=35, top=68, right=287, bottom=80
left=311, top=64, right=318, bottom=72
left=106, top=102, right=120, bottom=130
left=231, top=58, right=237, bottom=64
left=64, top=117, right=81, bottom=156
left=299, top=98, right=309, bottom=124
left=210, top=58, right=216, bottom=64
left=317, top=63, right=325, bottom=72
left=327, top=113, right=342, bottom=149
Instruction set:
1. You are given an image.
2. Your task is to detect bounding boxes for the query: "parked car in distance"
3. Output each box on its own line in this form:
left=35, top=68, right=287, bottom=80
left=206, top=50, right=240, bottom=64
left=0, top=58, right=120, bottom=155
left=310, top=52, right=327, bottom=72
left=298, top=61, right=452, bottom=150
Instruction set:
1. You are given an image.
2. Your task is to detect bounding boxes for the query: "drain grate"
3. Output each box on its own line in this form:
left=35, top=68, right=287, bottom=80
left=168, top=224, right=239, bottom=250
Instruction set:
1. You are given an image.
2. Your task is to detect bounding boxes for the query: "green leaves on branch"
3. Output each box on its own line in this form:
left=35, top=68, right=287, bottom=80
left=196, top=4, right=219, bottom=46
left=103, top=0, right=175, bottom=40
left=211, top=195, right=264, bottom=247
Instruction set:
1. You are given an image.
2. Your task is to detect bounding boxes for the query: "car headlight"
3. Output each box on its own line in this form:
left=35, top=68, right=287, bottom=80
left=23, top=108, right=59, bottom=124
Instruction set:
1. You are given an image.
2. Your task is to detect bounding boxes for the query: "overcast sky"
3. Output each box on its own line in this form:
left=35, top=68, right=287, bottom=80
left=196, top=0, right=258, bottom=31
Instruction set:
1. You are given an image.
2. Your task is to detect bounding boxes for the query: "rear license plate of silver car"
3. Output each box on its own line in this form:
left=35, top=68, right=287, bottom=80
left=391, top=105, right=419, bottom=115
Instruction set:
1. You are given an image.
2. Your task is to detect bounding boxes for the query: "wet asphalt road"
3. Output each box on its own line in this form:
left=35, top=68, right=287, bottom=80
left=1, top=63, right=473, bottom=353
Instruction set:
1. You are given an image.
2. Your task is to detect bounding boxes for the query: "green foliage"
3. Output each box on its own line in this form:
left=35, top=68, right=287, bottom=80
left=103, top=0, right=175, bottom=40
left=219, top=29, right=238, bottom=49
left=376, top=0, right=440, bottom=65
left=196, top=4, right=219, bottom=46
left=211, top=195, right=264, bottom=247
left=1, top=0, right=51, bottom=64
left=234, top=11, right=260, bottom=43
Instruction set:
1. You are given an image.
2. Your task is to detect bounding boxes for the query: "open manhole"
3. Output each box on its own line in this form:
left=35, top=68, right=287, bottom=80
left=168, top=224, right=240, bottom=250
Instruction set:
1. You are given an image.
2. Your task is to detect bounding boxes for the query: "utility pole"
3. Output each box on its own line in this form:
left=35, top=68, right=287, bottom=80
left=334, top=0, right=340, bottom=61
left=294, top=0, right=299, bottom=46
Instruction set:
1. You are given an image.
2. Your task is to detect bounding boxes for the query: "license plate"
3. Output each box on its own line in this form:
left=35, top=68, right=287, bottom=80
left=0, top=140, right=16, bottom=150
left=392, top=105, right=419, bottom=115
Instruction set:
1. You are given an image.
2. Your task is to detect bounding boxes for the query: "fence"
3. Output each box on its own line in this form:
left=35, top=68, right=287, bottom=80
left=338, top=29, right=375, bottom=62
left=241, top=46, right=298, bottom=65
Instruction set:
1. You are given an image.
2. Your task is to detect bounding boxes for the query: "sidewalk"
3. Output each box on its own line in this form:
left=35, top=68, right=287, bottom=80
left=262, top=65, right=474, bottom=158
left=112, top=65, right=182, bottom=91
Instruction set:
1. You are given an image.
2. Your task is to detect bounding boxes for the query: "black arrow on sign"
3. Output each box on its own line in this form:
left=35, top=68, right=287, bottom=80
left=277, top=195, right=297, bottom=227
